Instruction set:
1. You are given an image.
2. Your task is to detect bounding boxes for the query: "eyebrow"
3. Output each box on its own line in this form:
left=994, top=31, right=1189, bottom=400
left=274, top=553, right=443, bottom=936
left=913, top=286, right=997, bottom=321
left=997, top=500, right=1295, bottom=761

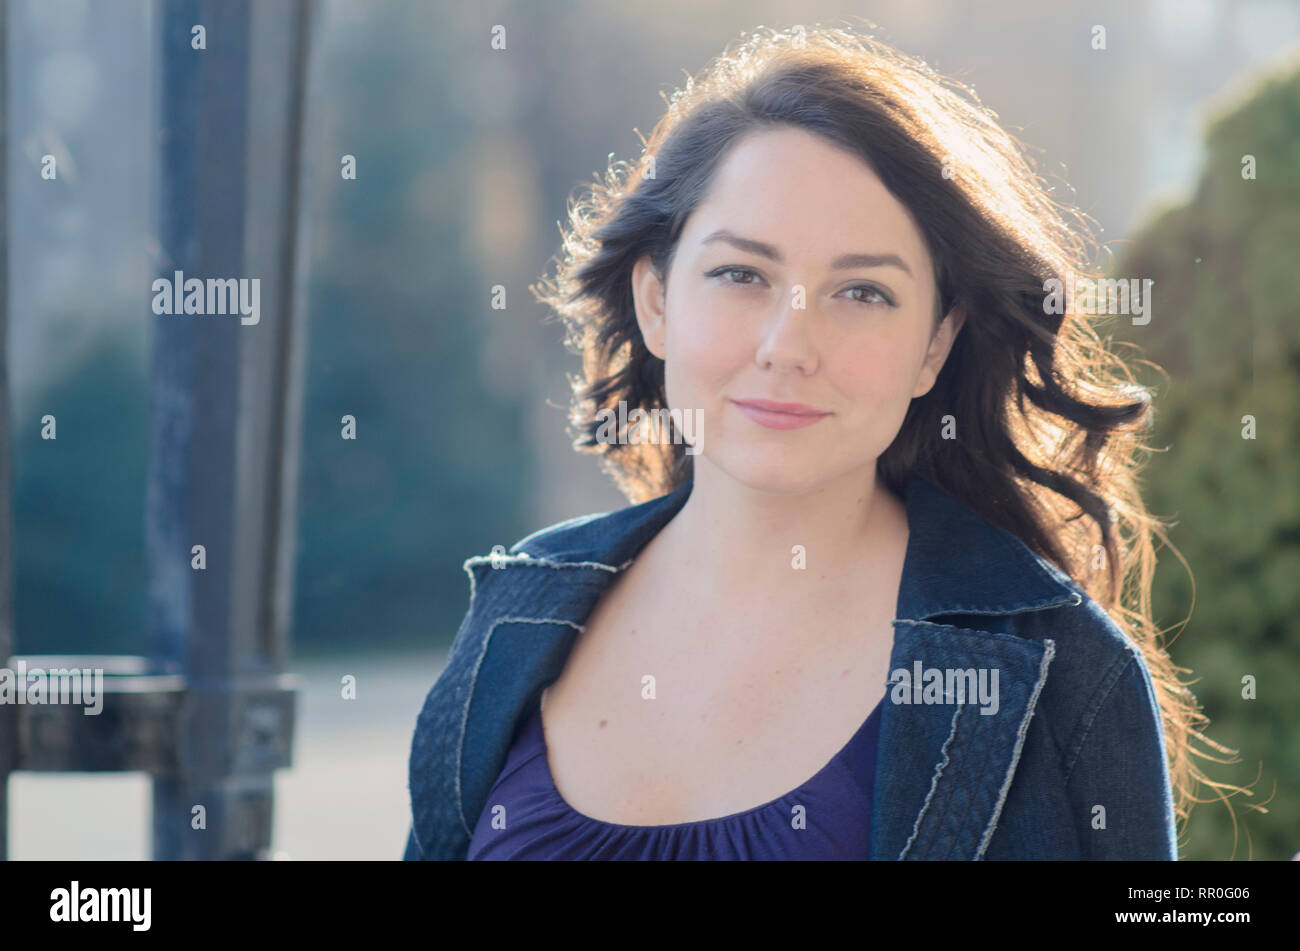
left=700, top=229, right=914, bottom=277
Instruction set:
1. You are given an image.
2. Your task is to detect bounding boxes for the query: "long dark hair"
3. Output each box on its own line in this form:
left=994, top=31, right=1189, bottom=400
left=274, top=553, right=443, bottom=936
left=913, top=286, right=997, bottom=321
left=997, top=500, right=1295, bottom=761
left=533, top=23, right=1236, bottom=841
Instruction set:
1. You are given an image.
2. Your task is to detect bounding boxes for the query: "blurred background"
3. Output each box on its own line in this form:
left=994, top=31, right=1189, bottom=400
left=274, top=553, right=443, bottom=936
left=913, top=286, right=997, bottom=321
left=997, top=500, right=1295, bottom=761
left=2, top=0, right=1296, bottom=859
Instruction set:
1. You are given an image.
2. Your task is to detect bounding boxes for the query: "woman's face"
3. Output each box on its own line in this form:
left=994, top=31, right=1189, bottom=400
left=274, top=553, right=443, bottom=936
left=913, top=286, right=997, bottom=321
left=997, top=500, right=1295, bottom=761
left=632, top=125, right=965, bottom=496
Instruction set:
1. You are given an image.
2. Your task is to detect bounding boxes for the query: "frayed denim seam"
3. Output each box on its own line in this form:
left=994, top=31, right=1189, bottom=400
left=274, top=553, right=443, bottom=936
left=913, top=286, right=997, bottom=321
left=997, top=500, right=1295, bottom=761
left=464, top=554, right=623, bottom=573
left=454, top=615, right=585, bottom=840
left=903, top=592, right=1082, bottom=620
left=463, top=558, right=478, bottom=608
left=976, top=638, right=1056, bottom=860
left=1061, top=648, right=1137, bottom=784
left=899, top=704, right=963, bottom=860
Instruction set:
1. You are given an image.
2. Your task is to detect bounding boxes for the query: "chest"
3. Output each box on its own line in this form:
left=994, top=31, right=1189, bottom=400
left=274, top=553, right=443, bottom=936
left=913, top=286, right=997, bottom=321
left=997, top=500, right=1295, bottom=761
left=537, top=572, right=896, bottom=827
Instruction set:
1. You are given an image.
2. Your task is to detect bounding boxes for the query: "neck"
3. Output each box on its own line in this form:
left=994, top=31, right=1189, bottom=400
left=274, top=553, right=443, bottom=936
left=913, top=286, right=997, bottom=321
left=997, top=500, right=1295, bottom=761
left=651, top=459, right=909, bottom=623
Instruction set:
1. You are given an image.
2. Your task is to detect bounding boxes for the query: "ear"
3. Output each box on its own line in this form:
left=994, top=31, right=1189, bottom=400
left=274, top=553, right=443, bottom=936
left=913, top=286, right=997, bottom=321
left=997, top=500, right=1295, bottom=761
left=631, top=254, right=668, bottom=360
left=912, top=305, right=966, bottom=399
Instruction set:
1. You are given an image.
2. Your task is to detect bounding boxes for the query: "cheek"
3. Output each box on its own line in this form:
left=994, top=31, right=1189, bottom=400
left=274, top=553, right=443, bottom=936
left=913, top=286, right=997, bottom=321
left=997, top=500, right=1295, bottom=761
left=835, top=329, right=929, bottom=413
left=662, top=290, right=746, bottom=400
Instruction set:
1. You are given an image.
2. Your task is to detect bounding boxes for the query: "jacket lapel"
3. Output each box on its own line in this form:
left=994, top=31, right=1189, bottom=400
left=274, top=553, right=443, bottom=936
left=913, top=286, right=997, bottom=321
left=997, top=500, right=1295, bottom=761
left=874, top=477, right=1080, bottom=859
left=870, top=620, right=1056, bottom=859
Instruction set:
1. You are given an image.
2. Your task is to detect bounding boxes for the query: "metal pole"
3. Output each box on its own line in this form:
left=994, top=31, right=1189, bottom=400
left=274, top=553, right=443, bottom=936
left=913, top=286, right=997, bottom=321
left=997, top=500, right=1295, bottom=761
left=147, top=0, right=309, bottom=860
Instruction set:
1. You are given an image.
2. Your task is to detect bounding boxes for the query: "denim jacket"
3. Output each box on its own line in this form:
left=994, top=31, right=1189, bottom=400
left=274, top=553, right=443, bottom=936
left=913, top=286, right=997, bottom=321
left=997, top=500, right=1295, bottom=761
left=405, top=474, right=1179, bottom=860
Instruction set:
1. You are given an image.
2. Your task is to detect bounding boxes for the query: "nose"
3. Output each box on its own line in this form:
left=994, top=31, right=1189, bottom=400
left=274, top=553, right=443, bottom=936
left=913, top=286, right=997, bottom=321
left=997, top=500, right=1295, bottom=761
left=755, top=291, right=819, bottom=375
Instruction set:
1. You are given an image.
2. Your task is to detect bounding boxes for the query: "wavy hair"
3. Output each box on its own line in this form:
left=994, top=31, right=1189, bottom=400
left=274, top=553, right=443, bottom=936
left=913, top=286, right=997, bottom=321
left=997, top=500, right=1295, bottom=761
left=532, top=23, right=1240, bottom=843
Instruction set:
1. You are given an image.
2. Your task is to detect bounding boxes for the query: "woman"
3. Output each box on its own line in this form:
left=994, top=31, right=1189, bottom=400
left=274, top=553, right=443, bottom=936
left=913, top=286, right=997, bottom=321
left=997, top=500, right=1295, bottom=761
left=406, top=24, right=1217, bottom=860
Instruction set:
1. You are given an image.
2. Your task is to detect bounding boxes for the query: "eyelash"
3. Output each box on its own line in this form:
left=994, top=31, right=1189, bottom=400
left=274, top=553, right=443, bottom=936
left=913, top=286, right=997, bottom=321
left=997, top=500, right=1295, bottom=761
left=705, top=266, right=896, bottom=308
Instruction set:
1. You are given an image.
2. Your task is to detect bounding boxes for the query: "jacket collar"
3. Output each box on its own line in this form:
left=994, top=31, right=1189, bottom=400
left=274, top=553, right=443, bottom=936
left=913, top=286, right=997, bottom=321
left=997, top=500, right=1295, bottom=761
left=484, top=473, right=1082, bottom=621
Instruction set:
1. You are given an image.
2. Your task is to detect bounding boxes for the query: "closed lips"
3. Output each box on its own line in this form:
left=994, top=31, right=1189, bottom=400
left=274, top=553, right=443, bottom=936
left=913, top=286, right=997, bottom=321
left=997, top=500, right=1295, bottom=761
left=732, top=399, right=829, bottom=415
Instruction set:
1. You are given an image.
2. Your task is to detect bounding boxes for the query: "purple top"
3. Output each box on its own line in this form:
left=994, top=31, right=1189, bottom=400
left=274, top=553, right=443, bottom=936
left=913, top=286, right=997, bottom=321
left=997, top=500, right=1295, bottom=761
left=467, top=696, right=883, bottom=860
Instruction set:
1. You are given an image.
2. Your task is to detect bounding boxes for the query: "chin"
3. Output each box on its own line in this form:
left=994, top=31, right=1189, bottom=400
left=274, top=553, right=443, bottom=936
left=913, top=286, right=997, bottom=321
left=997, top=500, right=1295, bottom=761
left=708, top=452, right=835, bottom=497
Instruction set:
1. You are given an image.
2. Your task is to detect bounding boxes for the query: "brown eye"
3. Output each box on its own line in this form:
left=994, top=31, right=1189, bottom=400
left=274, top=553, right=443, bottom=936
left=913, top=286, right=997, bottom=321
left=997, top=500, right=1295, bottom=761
left=708, top=266, right=762, bottom=285
left=844, top=284, right=895, bottom=307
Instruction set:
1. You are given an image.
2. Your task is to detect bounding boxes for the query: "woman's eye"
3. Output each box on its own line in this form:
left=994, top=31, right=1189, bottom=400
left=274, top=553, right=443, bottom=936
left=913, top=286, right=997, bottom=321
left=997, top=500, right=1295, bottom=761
left=844, top=284, right=894, bottom=307
left=709, top=266, right=762, bottom=285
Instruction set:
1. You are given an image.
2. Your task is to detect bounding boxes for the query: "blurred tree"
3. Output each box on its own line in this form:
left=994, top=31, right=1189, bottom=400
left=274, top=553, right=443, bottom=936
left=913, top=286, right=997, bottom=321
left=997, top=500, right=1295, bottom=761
left=293, top=2, right=531, bottom=657
left=1113, top=58, right=1300, bottom=860
left=13, top=333, right=147, bottom=656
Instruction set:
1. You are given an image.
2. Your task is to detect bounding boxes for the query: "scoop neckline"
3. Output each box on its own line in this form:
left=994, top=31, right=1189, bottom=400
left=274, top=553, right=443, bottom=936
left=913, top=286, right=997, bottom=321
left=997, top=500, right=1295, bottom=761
left=532, top=696, right=883, bottom=831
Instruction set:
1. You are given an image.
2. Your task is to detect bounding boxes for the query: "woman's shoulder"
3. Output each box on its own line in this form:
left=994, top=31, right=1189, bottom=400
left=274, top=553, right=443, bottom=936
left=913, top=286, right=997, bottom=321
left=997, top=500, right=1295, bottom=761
left=988, top=533, right=1139, bottom=662
left=1012, top=571, right=1166, bottom=758
left=505, top=508, right=619, bottom=560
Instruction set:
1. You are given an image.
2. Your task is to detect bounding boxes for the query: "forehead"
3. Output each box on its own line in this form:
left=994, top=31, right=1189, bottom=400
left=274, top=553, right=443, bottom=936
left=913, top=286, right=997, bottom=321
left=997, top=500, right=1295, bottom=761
left=683, top=126, right=934, bottom=279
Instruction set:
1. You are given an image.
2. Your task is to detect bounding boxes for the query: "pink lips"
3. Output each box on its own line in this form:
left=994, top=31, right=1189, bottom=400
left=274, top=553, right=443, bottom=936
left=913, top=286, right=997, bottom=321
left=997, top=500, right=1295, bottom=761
left=730, top=398, right=831, bottom=430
